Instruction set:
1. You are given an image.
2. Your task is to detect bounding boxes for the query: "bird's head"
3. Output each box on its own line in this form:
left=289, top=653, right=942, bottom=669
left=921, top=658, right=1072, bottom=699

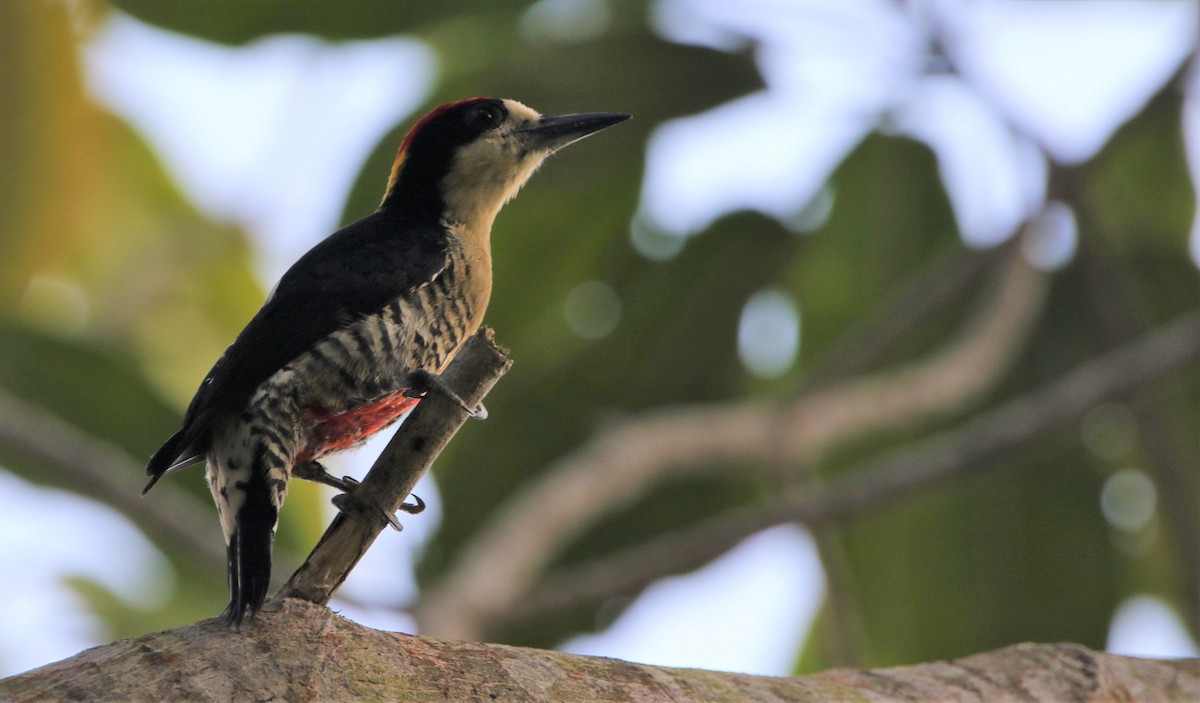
left=381, top=97, right=629, bottom=229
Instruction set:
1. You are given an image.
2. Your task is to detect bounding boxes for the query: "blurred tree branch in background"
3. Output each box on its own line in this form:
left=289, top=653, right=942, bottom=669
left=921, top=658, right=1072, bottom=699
left=503, top=306, right=1200, bottom=629
left=0, top=386, right=223, bottom=572
left=416, top=242, right=1048, bottom=639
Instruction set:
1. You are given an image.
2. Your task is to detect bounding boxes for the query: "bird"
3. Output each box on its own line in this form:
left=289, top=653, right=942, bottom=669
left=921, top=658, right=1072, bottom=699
left=142, top=97, right=630, bottom=625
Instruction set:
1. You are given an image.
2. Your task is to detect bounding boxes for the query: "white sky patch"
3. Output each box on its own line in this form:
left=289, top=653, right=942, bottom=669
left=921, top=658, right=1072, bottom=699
left=1185, top=67, right=1200, bottom=270
left=944, top=0, right=1198, bottom=164
left=644, top=0, right=1197, bottom=257
left=650, top=0, right=747, bottom=51
left=893, top=75, right=1040, bottom=247
left=641, top=92, right=872, bottom=235
left=0, top=472, right=172, bottom=676
left=640, top=0, right=922, bottom=237
left=674, top=0, right=921, bottom=100
left=562, top=525, right=824, bottom=676
left=1108, top=594, right=1200, bottom=658
left=83, top=13, right=435, bottom=282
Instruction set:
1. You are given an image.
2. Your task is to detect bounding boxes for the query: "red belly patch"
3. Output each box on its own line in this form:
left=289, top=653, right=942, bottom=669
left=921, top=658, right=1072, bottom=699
left=297, top=391, right=421, bottom=463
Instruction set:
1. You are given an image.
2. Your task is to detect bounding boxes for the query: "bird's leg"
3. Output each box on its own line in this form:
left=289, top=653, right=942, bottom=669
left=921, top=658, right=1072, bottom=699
left=296, top=460, right=425, bottom=532
left=403, top=369, right=488, bottom=419
left=292, top=460, right=359, bottom=492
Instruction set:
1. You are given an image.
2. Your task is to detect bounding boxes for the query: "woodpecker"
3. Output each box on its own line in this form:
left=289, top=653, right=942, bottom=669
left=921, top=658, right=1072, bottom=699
left=143, top=98, right=629, bottom=625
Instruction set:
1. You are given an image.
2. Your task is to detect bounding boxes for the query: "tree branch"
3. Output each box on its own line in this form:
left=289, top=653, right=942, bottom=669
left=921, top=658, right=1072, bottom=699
left=1, top=599, right=1194, bottom=702
left=278, top=329, right=511, bottom=606
left=416, top=244, right=1048, bottom=639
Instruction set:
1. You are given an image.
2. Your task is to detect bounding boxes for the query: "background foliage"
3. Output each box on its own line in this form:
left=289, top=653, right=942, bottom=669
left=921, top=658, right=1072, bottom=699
left=1, top=0, right=1197, bottom=677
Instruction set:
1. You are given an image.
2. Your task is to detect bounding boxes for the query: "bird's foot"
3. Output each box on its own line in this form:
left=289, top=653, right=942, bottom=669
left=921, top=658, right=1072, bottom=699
left=330, top=492, right=424, bottom=532
left=293, top=460, right=359, bottom=493
left=403, top=369, right=488, bottom=419
left=301, top=460, right=425, bottom=531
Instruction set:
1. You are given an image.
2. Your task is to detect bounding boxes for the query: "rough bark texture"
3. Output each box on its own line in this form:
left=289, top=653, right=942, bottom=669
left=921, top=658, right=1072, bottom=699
left=2, top=598, right=1194, bottom=702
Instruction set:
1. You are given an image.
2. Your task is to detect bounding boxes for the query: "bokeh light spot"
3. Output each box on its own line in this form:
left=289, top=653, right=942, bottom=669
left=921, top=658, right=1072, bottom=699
left=1022, top=201, right=1078, bottom=270
left=520, top=0, right=612, bottom=44
left=565, top=281, right=622, bottom=339
left=1100, top=469, right=1157, bottom=533
left=630, top=216, right=687, bottom=261
left=738, top=289, right=800, bottom=378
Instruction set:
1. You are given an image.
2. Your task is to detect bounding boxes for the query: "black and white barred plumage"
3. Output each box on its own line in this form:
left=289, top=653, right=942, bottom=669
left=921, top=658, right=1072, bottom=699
left=143, top=98, right=629, bottom=624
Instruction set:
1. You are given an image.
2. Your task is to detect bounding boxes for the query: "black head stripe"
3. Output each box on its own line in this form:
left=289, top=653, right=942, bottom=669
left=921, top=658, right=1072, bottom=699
left=386, top=98, right=509, bottom=215
left=405, top=98, right=508, bottom=160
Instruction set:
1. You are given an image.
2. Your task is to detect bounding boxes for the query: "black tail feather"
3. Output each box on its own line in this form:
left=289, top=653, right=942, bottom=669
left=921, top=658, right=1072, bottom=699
left=143, top=428, right=205, bottom=495
left=143, top=429, right=186, bottom=495
left=222, top=477, right=277, bottom=627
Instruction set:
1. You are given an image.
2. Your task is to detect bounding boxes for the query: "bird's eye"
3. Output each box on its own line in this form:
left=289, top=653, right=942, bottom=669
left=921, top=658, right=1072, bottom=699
left=464, top=103, right=504, bottom=131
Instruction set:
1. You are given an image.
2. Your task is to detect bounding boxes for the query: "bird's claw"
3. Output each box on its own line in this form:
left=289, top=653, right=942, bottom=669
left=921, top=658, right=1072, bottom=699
left=331, top=493, right=405, bottom=532
left=303, top=461, right=423, bottom=531
left=293, top=461, right=362, bottom=493
left=400, top=493, right=426, bottom=515
left=404, top=369, right=487, bottom=419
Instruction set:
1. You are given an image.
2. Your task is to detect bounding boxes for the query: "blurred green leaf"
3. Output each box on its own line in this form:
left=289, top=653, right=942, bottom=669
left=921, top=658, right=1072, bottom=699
left=0, top=322, right=179, bottom=472
left=1084, top=88, right=1195, bottom=261
left=0, top=2, right=99, bottom=306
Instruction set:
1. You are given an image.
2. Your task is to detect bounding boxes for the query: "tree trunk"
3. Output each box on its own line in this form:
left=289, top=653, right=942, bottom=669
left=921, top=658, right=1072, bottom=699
left=1, top=598, right=1194, bottom=702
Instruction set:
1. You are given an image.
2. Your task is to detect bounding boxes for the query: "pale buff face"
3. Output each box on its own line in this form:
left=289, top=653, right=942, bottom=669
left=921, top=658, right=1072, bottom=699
left=438, top=99, right=549, bottom=230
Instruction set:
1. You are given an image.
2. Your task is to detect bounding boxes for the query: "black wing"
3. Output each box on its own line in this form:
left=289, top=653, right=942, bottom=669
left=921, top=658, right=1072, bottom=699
left=144, top=211, right=448, bottom=491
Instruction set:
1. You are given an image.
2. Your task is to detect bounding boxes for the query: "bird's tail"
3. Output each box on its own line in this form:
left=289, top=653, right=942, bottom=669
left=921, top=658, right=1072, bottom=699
left=215, top=448, right=287, bottom=627
left=143, top=428, right=203, bottom=494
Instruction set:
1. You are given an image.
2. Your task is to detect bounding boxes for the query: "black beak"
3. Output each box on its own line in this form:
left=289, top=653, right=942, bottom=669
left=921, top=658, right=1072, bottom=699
left=518, top=112, right=631, bottom=153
